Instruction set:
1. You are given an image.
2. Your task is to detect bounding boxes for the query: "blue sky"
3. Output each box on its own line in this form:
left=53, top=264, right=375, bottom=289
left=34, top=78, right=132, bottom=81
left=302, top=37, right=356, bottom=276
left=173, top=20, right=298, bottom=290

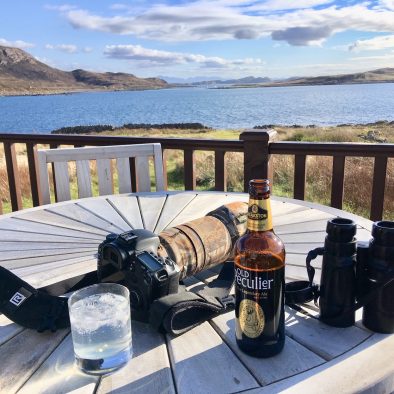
left=1, top=0, right=394, bottom=80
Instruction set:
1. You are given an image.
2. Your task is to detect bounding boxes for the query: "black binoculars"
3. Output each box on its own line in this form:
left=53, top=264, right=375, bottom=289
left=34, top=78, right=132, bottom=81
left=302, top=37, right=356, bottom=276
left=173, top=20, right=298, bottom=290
left=286, top=218, right=394, bottom=333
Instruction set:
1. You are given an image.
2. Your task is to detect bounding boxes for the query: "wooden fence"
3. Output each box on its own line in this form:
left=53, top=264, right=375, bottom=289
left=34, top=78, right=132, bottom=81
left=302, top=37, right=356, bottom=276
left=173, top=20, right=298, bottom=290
left=0, top=130, right=393, bottom=221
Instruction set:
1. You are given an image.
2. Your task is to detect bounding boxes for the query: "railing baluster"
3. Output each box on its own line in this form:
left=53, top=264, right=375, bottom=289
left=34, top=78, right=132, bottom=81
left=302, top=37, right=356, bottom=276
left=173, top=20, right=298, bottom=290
left=294, top=154, right=306, bottom=200
left=370, top=156, right=388, bottom=221
left=129, top=157, right=137, bottom=192
left=4, top=142, right=23, bottom=211
left=214, top=150, right=226, bottom=191
left=331, top=155, right=346, bottom=209
left=184, top=149, right=196, bottom=190
left=26, top=143, right=42, bottom=206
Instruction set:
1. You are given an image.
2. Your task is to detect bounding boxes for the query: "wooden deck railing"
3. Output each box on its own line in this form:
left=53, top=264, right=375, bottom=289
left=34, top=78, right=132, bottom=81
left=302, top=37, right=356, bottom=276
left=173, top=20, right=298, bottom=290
left=0, top=130, right=393, bottom=221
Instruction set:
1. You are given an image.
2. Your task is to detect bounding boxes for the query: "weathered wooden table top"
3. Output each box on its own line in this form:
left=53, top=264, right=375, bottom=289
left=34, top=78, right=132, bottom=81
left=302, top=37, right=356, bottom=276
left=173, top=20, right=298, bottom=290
left=0, top=191, right=393, bottom=394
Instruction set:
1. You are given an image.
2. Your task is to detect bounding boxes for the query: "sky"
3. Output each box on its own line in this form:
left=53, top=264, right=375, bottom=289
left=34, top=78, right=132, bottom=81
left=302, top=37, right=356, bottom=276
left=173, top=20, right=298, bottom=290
left=1, top=0, right=394, bottom=80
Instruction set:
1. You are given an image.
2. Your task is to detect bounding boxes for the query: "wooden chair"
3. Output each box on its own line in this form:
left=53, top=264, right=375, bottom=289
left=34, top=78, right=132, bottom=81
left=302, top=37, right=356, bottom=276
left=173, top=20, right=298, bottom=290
left=37, top=143, right=165, bottom=204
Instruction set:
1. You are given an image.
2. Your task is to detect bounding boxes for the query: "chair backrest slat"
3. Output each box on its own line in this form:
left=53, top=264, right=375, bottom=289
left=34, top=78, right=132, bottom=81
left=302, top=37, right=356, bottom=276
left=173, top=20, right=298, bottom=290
left=37, top=143, right=164, bottom=204
left=116, top=157, right=132, bottom=194
left=37, top=151, right=51, bottom=205
left=135, top=156, right=150, bottom=192
left=153, top=144, right=165, bottom=191
left=76, top=160, right=93, bottom=198
left=53, top=161, right=71, bottom=202
left=96, top=158, right=113, bottom=195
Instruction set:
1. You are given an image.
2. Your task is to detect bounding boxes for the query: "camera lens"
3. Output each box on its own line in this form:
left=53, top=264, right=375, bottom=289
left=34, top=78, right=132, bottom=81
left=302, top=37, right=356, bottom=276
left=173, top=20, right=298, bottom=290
left=372, top=221, right=394, bottom=246
left=326, top=218, right=356, bottom=242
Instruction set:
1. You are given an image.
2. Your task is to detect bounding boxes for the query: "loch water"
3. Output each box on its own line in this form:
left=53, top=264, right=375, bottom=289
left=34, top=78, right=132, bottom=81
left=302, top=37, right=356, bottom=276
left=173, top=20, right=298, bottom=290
left=1, top=83, right=394, bottom=133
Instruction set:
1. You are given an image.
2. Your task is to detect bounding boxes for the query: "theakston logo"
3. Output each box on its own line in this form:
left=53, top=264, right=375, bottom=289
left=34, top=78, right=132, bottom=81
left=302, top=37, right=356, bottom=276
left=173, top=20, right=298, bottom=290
left=248, top=204, right=268, bottom=221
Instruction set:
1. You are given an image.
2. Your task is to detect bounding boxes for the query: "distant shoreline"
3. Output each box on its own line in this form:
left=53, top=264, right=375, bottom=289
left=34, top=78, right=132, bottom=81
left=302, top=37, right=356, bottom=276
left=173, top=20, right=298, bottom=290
left=0, top=86, right=173, bottom=98
left=2, top=80, right=394, bottom=97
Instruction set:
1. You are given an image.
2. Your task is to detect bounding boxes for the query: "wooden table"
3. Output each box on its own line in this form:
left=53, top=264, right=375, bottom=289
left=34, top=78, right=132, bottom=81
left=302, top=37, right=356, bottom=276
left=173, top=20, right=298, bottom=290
left=0, top=191, right=393, bottom=394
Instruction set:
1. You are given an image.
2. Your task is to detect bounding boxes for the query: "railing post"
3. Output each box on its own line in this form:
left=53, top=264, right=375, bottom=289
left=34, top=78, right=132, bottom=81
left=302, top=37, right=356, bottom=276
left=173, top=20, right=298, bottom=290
left=240, top=129, right=277, bottom=192
left=4, top=142, right=23, bottom=211
left=27, top=143, right=43, bottom=206
left=184, top=149, right=196, bottom=190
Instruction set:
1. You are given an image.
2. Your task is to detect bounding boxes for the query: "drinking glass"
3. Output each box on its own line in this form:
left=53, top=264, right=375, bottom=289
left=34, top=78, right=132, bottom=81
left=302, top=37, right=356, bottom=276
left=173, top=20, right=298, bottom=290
left=68, top=283, right=132, bottom=375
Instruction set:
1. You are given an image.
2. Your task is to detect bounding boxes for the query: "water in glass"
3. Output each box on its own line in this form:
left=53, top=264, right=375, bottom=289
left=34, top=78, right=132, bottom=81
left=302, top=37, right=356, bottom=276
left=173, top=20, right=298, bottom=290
left=69, top=284, right=132, bottom=374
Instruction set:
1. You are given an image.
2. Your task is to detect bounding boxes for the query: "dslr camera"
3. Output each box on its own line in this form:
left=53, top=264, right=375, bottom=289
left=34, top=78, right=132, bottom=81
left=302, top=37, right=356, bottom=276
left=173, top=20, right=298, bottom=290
left=97, top=229, right=180, bottom=318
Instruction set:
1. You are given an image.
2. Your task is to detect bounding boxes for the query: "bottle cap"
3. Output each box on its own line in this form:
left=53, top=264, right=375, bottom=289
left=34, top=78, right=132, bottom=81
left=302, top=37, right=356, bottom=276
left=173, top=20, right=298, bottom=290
left=372, top=221, right=394, bottom=246
left=326, top=218, right=356, bottom=242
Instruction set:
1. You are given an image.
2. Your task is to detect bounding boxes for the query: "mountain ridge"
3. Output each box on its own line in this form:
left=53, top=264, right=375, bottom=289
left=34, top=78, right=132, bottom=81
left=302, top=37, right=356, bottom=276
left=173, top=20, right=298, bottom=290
left=0, top=46, right=168, bottom=96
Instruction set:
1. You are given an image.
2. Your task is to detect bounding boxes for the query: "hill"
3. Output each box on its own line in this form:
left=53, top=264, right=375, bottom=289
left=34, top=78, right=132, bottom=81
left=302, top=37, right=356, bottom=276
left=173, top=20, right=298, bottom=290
left=0, top=46, right=168, bottom=96
left=268, top=68, right=394, bottom=87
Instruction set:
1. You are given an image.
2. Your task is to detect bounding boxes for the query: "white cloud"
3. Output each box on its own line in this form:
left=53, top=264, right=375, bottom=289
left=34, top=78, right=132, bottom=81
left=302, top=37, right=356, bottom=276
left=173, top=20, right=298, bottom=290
left=104, top=44, right=263, bottom=69
left=56, top=2, right=394, bottom=46
left=375, top=0, right=394, bottom=10
left=45, top=44, right=82, bottom=53
left=349, top=34, right=394, bottom=51
left=44, top=4, right=77, bottom=12
left=0, top=38, right=35, bottom=49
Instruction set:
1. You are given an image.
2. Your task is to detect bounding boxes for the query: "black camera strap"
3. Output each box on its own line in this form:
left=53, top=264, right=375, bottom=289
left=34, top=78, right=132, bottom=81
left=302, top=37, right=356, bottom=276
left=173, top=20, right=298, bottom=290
left=0, top=266, right=71, bottom=332
left=149, top=261, right=236, bottom=335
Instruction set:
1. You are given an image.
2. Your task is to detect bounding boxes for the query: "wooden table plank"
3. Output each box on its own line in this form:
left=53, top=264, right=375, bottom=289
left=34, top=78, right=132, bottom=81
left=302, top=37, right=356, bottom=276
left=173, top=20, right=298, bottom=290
left=212, top=312, right=325, bottom=386
left=0, top=315, right=24, bottom=346
left=97, top=321, right=175, bottom=394
left=248, top=333, right=394, bottom=394
left=0, top=218, right=104, bottom=241
left=285, top=306, right=371, bottom=360
left=46, top=204, right=127, bottom=234
left=76, top=199, right=132, bottom=232
left=18, top=334, right=98, bottom=394
left=0, top=241, right=99, bottom=251
left=137, top=194, right=167, bottom=231
left=14, top=209, right=109, bottom=236
left=167, top=321, right=259, bottom=393
left=274, top=209, right=334, bottom=227
left=20, top=258, right=97, bottom=288
left=1, top=247, right=96, bottom=262
left=1, top=251, right=95, bottom=270
left=167, top=193, right=235, bottom=227
left=154, top=192, right=197, bottom=232
left=106, top=195, right=144, bottom=229
left=0, top=328, right=69, bottom=393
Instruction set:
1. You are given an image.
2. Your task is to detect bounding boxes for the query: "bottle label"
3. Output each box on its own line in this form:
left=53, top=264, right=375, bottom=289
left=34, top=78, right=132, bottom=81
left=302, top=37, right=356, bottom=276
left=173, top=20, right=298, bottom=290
left=247, top=198, right=272, bottom=231
left=239, top=299, right=265, bottom=338
left=235, top=262, right=284, bottom=339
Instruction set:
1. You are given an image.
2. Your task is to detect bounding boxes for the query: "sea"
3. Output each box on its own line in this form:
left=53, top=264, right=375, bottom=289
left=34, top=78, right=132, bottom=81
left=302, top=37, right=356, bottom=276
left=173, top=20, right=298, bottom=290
left=1, top=83, right=394, bottom=133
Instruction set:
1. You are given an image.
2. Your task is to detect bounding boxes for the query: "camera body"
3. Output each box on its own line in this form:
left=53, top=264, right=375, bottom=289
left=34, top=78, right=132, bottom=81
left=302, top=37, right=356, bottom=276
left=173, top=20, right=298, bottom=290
left=97, top=230, right=180, bottom=318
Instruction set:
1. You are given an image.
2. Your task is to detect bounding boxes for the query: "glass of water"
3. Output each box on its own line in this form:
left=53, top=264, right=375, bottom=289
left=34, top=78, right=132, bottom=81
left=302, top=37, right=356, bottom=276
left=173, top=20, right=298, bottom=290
left=68, top=283, right=132, bottom=375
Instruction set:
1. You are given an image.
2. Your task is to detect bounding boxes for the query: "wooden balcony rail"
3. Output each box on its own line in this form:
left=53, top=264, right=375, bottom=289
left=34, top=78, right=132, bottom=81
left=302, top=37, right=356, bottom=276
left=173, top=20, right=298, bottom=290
left=0, top=131, right=393, bottom=221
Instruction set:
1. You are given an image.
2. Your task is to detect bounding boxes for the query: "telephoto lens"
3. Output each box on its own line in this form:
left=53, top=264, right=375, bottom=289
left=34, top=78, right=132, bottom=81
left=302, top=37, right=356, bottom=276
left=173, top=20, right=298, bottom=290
left=319, top=218, right=357, bottom=327
left=362, top=221, right=394, bottom=333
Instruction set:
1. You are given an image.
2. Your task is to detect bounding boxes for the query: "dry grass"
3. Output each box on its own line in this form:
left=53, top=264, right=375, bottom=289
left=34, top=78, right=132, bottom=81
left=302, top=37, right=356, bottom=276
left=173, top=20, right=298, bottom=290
left=1, top=123, right=393, bottom=220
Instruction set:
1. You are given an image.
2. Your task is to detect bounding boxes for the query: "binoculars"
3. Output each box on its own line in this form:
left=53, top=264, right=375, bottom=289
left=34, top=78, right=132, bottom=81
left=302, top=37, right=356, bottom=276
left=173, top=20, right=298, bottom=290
left=294, top=218, right=394, bottom=333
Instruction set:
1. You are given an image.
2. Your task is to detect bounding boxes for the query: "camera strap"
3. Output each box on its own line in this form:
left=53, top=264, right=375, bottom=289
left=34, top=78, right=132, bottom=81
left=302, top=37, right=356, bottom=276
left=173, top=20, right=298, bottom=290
left=149, top=261, right=236, bottom=335
left=0, top=266, right=70, bottom=332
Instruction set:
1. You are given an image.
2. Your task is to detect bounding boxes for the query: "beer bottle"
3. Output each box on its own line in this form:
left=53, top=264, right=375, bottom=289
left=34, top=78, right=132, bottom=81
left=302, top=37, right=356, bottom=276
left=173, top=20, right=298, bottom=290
left=234, top=179, right=285, bottom=357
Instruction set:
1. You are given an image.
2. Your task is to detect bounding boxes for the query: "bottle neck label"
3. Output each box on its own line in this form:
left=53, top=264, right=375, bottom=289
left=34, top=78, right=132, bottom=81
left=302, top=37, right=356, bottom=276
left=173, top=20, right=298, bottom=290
left=247, top=198, right=273, bottom=231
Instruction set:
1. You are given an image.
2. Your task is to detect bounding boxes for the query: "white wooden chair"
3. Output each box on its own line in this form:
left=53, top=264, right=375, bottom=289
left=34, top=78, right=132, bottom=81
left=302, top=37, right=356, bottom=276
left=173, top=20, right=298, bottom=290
left=37, top=143, right=165, bottom=204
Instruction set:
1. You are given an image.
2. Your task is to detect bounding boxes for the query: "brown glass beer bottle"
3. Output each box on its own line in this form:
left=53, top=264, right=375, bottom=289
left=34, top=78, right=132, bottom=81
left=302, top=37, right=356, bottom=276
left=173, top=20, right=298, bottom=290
left=234, top=179, right=285, bottom=357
